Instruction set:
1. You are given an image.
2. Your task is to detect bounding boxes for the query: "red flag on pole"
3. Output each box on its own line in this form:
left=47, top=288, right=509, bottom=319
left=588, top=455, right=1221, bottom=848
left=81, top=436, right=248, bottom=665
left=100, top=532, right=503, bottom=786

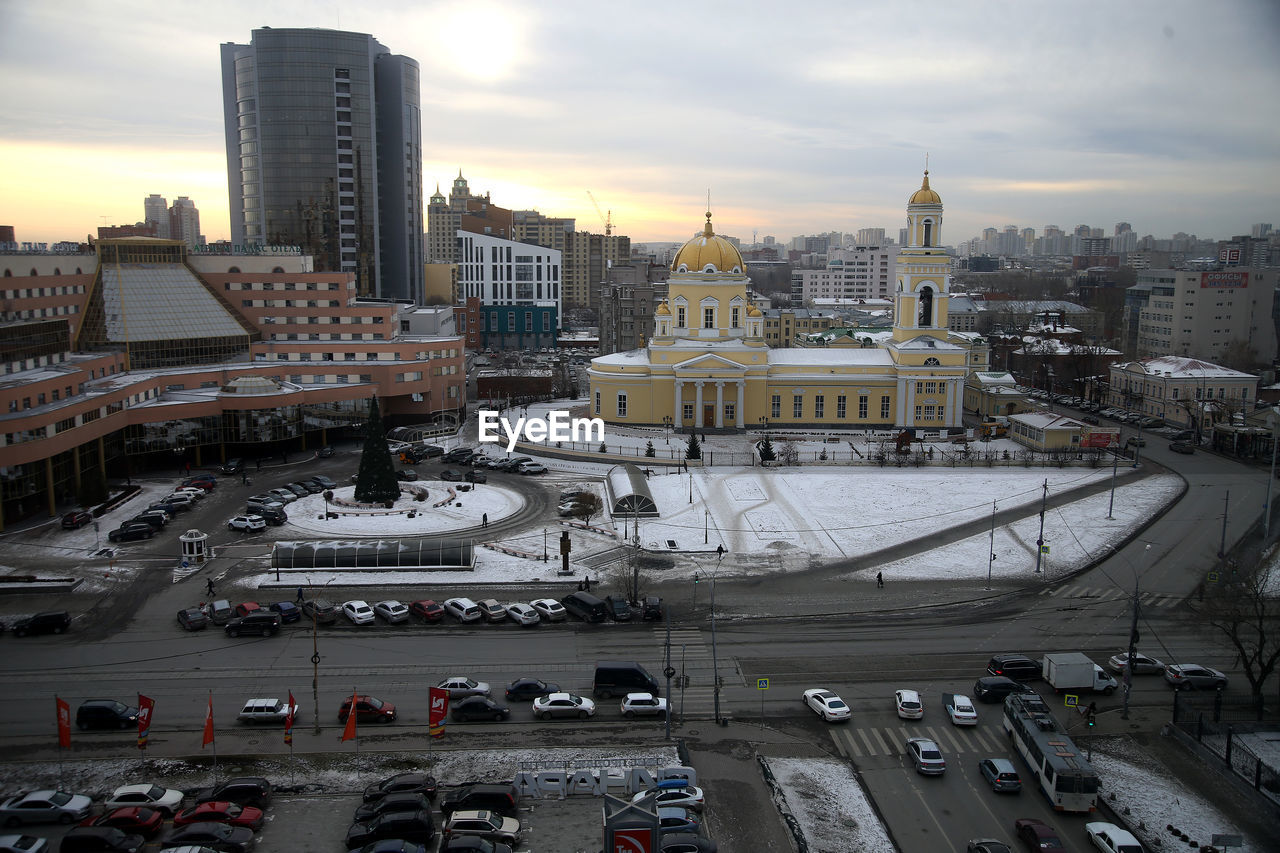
left=341, top=689, right=359, bottom=742
left=284, top=691, right=295, bottom=746
left=428, top=686, right=449, bottom=739
left=137, top=694, right=154, bottom=750
left=55, top=696, right=71, bottom=749
left=202, top=693, right=215, bottom=748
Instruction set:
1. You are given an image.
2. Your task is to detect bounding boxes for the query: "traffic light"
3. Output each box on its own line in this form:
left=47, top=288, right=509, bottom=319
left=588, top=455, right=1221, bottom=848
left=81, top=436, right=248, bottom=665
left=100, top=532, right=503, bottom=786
left=693, top=573, right=700, bottom=584
left=1086, top=704, right=1097, bottom=727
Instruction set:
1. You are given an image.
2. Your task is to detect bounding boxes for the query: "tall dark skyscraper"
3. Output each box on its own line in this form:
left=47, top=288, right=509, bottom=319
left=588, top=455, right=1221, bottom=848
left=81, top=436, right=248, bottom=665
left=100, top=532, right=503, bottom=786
left=220, top=28, right=423, bottom=301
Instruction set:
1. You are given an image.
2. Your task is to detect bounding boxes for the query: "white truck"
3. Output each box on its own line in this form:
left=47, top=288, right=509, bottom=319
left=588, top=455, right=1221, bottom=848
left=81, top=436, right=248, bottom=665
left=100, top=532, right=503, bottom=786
left=1042, top=653, right=1118, bottom=695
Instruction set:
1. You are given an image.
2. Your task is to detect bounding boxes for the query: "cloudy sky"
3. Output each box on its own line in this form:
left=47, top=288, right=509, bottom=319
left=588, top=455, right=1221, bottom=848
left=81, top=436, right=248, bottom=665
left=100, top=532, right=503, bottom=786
left=2, top=0, right=1278, bottom=248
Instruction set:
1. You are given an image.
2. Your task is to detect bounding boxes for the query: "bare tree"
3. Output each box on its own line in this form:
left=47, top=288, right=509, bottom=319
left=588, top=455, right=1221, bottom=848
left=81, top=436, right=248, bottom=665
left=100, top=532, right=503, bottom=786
left=777, top=441, right=799, bottom=466
left=1202, top=559, right=1280, bottom=698
left=571, top=493, right=604, bottom=526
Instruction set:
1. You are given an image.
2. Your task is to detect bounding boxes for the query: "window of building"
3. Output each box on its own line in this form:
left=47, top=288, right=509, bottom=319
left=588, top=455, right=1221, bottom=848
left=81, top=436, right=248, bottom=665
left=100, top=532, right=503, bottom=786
left=703, top=307, right=715, bottom=329
left=617, top=393, right=627, bottom=417
left=881, top=396, right=891, bottom=419
left=724, top=403, right=735, bottom=423
left=793, top=395, right=803, bottom=418
left=771, top=395, right=781, bottom=418
left=814, top=395, right=825, bottom=418
left=915, top=405, right=923, bottom=420
left=731, top=306, right=740, bottom=328
left=683, top=403, right=694, bottom=422
left=677, top=306, right=686, bottom=327
left=594, top=391, right=601, bottom=415
left=859, top=395, right=868, bottom=419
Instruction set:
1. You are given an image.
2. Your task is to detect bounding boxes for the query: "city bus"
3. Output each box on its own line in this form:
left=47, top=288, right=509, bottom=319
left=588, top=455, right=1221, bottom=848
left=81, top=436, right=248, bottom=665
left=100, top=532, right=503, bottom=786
left=1001, top=692, right=1099, bottom=812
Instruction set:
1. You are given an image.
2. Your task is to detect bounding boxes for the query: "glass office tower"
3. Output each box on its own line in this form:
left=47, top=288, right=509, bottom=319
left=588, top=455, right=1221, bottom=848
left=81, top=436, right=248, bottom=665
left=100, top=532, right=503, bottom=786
left=220, top=28, right=423, bottom=302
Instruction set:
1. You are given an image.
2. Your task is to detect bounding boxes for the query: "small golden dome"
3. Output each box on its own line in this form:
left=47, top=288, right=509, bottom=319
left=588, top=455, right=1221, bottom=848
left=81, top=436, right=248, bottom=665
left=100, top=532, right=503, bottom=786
left=655, top=300, right=671, bottom=316
left=746, top=303, right=762, bottom=317
left=909, top=170, right=941, bottom=205
left=671, top=212, right=746, bottom=275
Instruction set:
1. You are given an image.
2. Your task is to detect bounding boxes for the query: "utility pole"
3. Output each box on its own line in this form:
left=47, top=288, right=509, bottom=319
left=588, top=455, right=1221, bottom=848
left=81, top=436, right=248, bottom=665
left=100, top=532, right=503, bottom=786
left=1106, top=447, right=1119, bottom=520
left=1218, top=490, right=1230, bottom=557
left=986, top=499, right=997, bottom=590
left=663, top=608, right=673, bottom=740
left=711, top=549, right=723, bottom=725
left=1122, top=574, right=1140, bottom=720
left=1034, top=479, right=1047, bottom=574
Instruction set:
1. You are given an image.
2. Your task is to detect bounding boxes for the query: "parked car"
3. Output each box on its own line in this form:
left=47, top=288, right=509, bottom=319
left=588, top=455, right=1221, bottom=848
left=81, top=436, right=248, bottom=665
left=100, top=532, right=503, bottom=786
left=1014, top=818, right=1064, bottom=850
left=343, top=600, right=376, bottom=625
left=234, top=602, right=261, bottom=618
left=220, top=458, right=244, bottom=475
left=1106, top=652, right=1165, bottom=675
left=75, top=700, right=138, bottom=730
left=308, top=474, right=338, bottom=489
left=532, top=692, right=596, bottom=719
left=373, top=600, right=410, bottom=624
left=193, top=777, right=272, bottom=809
left=396, top=469, right=419, bottom=482
left=906, top=737, right=946, bottom=775
left=345, top=810, right=437, bottom=849
left=223, top=612, right=280, bottom=637
left=441, top=810, right=520, bottom=846
left=657, top=807, right=700, bottom=834
left=102, top=784, right=183, bottom=815
left=977, top=758, right=1022, bottom=792
left=11, top=611, right=71, bottom=637
left=621, top=693, right=668, bottom=718
left=439, top=468, right=466, bottom=482
left=516, top=462, right=547, bottom=475
left=450, top=696, right=511, bottom=723
left=227, top=515, right=266, bottom=533
left=632, top=782, right=704, bottom=812
left=362, top=773, right=438, bottom=804
left=895, top=688, right=924, bottom=720
left=642, top=596, right=664, bottom=620
left=802, top=688, right=851, bottom=722
left=353, top=793, right=432, bottom=823
left=291, top=480, right=323, bottom=494
left=77, top=806, right=163, bottom=837
left=0, top=790, right=92, bottom=825
left=265, top=487, right=297, bottom=504
left=530, top=598, right=566, bottom=622
left=504, top=603, right=540, bottom=626
left=660, top=833, right=717, bottom=853
left=409, top=600, right=445, bottom=622
left=966, top=841, right=1011, bottom=853
left=268, top=601, right=301, bottom=623
left=439, top=784, right=519, bottom=819
left=340, top=695, right=397, bottom=724
left=1084, top=822, right=1144, bottom=853
left=505, top=678, right=559, bottom=701
left=302, top=598, right=339, bottom=624
left=316, top=446, right=335, bottom=458
left=177, top=608, right=209, bottom=631
left=0, top=834, right=47, bottom=853
left=108, top=523, right=154, bottom=543
left=1169, top=441, right=1195, bottom=454
left=437, top=677, right=490, bottom=699
left=172, top=801, right=263, bottom=831
left=464, top=470, right=487, bottom=484
left=605, top=595, right=632, bottom=621
left=1164, top=664, right=1228, bottom=690
left=129, top=511, right=168, bottom=530
left=443, top=598, right=482, bottom=623
left=56, top=827, right=144, bottom=853
left=477, top=599, right=507, bottom=622
left=61, top=510, right=93, bottom=529
left=162, top=823, right=255, bottom=853
left=236, top=697, right=298, bottom=724
left=158, top=494, right=195, bottom=511
left=442, top=448, right=476, bottom=464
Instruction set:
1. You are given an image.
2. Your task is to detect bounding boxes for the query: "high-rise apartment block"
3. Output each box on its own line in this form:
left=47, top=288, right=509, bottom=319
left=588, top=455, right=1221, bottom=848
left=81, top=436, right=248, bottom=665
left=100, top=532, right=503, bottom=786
left=220, top=28, right=423, bottom=302
left=1125, top=269, right=1277, bottom=364
left=144, top=194, right=171, bottom=238
left=790, top=246, right=895, bottom=304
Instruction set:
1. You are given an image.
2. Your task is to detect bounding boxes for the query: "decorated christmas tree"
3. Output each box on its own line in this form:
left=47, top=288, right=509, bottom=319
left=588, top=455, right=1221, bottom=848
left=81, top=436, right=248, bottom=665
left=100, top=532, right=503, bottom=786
left=354, top=396, right=401, bottom=504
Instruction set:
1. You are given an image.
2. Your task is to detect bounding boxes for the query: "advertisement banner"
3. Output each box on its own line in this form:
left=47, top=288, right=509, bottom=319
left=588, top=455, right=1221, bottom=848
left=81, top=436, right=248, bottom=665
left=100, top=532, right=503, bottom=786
left=342, top=689, right=359, bottom=742
left=1201, top=270, right=1248, bottom=288
left=284, top=691, right=295, bottom=746
left=1081, top=429, right=1119, bottom=448
left=56, top=697, right=71, bottom=749
left=137, top=694, right=154, bottom=750
left=428, top=687, right=449, bottom=739
left=202, top=693, right=215, bottom=748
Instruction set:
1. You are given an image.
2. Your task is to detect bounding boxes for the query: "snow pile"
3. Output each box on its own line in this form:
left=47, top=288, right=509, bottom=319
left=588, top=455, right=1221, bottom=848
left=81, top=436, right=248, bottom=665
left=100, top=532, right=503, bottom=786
left=764, top=757, right=894, bottom=853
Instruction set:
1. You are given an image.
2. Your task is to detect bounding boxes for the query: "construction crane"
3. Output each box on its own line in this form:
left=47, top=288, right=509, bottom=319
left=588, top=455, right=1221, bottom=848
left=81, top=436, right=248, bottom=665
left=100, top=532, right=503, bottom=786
left=585, top=190, right=612, bottom=236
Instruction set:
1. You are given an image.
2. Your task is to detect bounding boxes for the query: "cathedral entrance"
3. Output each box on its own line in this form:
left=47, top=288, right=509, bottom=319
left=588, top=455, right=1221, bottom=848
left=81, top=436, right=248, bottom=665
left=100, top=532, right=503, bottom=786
left=703, top=404, right=715, bottom=428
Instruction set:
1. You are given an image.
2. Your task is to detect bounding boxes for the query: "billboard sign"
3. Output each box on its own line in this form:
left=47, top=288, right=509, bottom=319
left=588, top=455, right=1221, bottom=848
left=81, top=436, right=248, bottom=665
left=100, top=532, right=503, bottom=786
left=1081, top=428, right=1119, bottom=448
left=1202, top=271, right=1248, bottom=288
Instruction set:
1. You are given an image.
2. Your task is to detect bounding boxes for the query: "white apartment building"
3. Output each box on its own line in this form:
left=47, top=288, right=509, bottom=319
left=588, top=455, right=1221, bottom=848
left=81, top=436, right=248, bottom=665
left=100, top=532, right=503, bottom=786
left=455, top=230, right=561, bottom=311
left=790, top=246, right=895, bottom=304
left=1133, top=269, right=1277, bottom=364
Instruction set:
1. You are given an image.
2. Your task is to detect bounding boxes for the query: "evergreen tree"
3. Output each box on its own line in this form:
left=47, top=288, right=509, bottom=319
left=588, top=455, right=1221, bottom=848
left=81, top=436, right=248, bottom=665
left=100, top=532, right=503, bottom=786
left=644, top=440, right=656, bottom=458
left=758, top=435, right=776, bottom=462
left=354, top=396, right=401, bottom=504
left=685, top=433, right=702, bottom=460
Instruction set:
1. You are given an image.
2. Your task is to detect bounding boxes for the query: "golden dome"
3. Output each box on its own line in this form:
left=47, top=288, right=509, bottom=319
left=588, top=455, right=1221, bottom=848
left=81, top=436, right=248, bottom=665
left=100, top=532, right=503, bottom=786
left=671, top=212, right=746, bottom=275
left=655, top=300, right=671, bottom=315
left=909, top=170, right=941, bottom=205
left=746, top=303, right=762, bottom=317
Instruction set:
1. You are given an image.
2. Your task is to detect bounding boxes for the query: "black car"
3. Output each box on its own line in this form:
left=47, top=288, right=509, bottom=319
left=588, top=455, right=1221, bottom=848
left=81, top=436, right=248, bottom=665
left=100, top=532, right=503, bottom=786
left=75, top=699, right=139, bottom=730
left=308, top=474, right=338, bottom=490
left=605, top=595, right=632, bottom=621
left=254, top=505, right=288, bottom=525
left=444, top=838, right=513, bottom=853
left=642, top=596, right=663, bottom=621
left=269, top=601, right=302, bottom=623
left=505, top=678, right=560, bottom=701
left=12, top=610, right=72, bottom=637
left=1169, top=441, right=1196, bottom=454
left=986, top=654, right=1042, bottom=682
left=353, top=792, right=431, bottom=823
left=61, top=510, right=93, bottom=529
left=224, top=612, right=281, bottom=637
left=439, top=784, right=519, bottom=818
left=412, top=444, right=445, bottom=461
left=317, top=446, right=335, bottom=458
left=973, top=676, right=1036, bottom=703
left=194, top=776, right=272, bottom=808
left=363, top=773, right=438, bottom=803
left=221, top=458, right=244, bottom=475
left=58, top=826, right=145, bottom=853
left=464, top=470, right=487, bottom=484
left=177, top=607, right=209, bottom=631
left=451, top=696, right=511, bottom=722
left=396, top=469, right=419, bottom=481
left=130, top=512, right=168, bottom=530
left=108, top=522, right=154, bottom=543
left=345, top=809, right=436, bottom=849
left=442, top=448, right=475, bottom=464
left=164, top=822, right=255, bottom=853
left=661, top=832, right=718, bottom=852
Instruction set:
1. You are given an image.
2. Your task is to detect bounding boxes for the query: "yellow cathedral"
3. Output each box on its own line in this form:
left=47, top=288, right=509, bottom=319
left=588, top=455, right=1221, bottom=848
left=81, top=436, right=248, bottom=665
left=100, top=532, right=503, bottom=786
left=587, top=172, right=972, bottom=431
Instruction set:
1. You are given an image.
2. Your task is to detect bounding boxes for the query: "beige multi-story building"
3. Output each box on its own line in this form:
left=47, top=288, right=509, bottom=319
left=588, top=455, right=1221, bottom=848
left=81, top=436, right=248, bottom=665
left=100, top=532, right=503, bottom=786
left=598, top=263, right=670, bottom=355
left=513, top=210, right=574, bottom=257
left=1127, top=269, right=1277, bottom=365
left=761, top=308, right=837, bottom=347
left=563, top=231, right=631, bottom=311
left=1107, top=355, right=1257, bottom=432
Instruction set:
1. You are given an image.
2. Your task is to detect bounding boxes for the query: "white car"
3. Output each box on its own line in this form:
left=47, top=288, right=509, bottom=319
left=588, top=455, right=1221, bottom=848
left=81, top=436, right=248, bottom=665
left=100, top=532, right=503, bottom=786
left=266, top=487, right=298, bottom=504
left=342, top=600, right=375, bottom=625
left=1106, top=652, right=1165, bottom=675
left=227, top=514, right=266, bottom=533
left=437, top=676, right=490, bottom=698
left=630, top=783, right=705, bottom=811
left=0, top=790, right=92, bottom=825
left=160, top=493, right=195, bottom=510
left=103, top=782, right=184, bottom=815
left=944, top=694, right=978, bottom=726
left=531, top=598, right=567, bottom=622
left=505, top=603, right=541, bottom=626
left=895, top=688, right=924, bottom=720
left=533, top=692, right=596, bottom=719
left=621, top=692, right=667, bottom=718
left=802, top=688, right=851, bottom=722
left=1085, top=822, right=1144, bottom=853
left=0, top=835, right=48, bottom=853
left=443, top=597, right=482, bottom=622
left=517, top=461, right=547, bottom=475
left=171, top=486, right=206, bottom=501
left=372, top=600, right=409, bottom=623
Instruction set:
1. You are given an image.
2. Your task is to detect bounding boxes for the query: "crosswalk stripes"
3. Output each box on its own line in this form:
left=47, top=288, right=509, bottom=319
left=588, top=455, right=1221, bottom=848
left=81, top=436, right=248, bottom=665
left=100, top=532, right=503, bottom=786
left=829, top=724, right=1003, bottom=759
left=1042, top=584, right=1183, bottom=609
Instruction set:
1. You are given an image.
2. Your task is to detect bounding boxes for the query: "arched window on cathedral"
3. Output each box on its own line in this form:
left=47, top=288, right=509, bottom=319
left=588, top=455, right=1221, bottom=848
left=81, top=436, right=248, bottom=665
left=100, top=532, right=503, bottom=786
left=918, top=287, right=933, bottom=327
left=923, top=221, right=933, bottom=248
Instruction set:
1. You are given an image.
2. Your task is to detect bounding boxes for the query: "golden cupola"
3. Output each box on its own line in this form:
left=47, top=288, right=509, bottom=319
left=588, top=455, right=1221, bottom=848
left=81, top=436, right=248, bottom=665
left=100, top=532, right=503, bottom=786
left=909, top=170, right=942, bottom=205
left=671, top=212, right=745, bottom=275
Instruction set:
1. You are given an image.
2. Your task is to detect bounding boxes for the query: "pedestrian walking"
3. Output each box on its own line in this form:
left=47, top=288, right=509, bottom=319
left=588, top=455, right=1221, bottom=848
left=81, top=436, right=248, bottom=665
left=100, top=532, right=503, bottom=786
left=206, top=577, right=215, bottom=596
left=241, top=472, right=249, bottom=485
left=295, top=586, right=305, bottom=603
left=876, top=571, right=884, bottom=589
left=584, top=575, right=592, bottom=591
left=482, top=513, right=488, bottom=528
left=256, top=459, right=262, bottom=472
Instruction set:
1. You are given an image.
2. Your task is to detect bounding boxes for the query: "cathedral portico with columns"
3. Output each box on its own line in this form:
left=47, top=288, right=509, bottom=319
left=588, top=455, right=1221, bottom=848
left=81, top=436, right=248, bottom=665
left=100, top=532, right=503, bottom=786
left=586, top=172, right=980, bottom=431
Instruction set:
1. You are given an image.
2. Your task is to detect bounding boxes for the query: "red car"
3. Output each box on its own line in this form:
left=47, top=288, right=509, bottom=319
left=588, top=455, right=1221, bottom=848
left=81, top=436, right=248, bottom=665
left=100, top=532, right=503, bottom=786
left=79, top=807, right=164, bottom=838
left=175, top=800, right=265, bottom=831
left=409, top=600, right=445, bottom=622
left=234, top=602, right=262, bottom=618
left=340, top=694, right=398, bottom=724
left=1014, top=818, right=1065, bottom=851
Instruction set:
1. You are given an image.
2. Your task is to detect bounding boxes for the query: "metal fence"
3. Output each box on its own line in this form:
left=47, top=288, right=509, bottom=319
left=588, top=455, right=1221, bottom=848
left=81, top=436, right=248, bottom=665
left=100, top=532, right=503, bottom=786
left=1171, top=692, right=1280, bottom=807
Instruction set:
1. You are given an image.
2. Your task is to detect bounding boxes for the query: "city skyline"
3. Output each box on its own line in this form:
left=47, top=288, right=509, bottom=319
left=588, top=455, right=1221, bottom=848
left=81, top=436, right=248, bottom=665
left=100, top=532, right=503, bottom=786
left=2, top=1, right=1277, bottom=248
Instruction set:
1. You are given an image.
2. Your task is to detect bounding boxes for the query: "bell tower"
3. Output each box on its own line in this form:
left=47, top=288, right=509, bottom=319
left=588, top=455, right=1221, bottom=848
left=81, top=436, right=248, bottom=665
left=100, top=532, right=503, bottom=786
left=893, top=170, right=950, bottom=342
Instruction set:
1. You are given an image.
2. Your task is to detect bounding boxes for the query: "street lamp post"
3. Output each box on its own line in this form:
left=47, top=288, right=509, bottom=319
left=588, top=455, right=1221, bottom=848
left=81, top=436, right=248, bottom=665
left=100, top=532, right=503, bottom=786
left=986, top=499, right=997, bottom=590
left=711, top=546, right=724, bottom=725
left=543, top=528, right=548, bottom=562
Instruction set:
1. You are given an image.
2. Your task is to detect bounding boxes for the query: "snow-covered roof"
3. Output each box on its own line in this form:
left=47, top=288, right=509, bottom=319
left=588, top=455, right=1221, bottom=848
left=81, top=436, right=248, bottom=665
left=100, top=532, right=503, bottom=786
left=768, top=348, right=894, bottom=366
left=1010, top=411, right=1085, bottom=430
left=1114, top=356, right=1258, bottom=380
left=592, top=349, right=651, bottom=366
left=891, top=335, right=965, bottom=351
left=971, top=371, right=1016, bottom=386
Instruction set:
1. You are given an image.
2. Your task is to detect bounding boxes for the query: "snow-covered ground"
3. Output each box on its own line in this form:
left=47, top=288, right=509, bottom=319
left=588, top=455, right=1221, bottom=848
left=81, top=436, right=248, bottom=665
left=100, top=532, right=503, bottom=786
left=766, top=757, right=894, bottom=852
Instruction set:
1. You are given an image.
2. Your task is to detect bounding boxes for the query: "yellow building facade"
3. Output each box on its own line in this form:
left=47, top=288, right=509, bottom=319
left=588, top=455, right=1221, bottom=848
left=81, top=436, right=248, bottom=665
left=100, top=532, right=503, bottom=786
left=587, top=173, right=971, bottom=431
